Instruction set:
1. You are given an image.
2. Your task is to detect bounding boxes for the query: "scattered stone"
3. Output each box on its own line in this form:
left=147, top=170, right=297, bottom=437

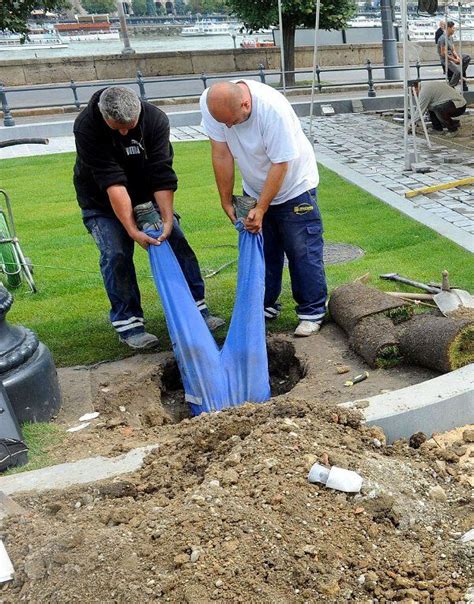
left=303, top=544, right=318, bottom=555
left=462, top=429, right=474, bottom=443
left=336, top=365, right=351, bottom=374
left=354, top=400, right=370, bottom=409
left=215, top=580, right=223, bottom=588
left=224, top=452, right=241, bottom=467
left=221, top=469, right=239, bottom=486
left=24, top=553, right=47, bottom=580
left=190, top=549, right=201, bottom=563
left=173, top=553, right=189, bottom=568
left=428, top=485, right=447, bottom=502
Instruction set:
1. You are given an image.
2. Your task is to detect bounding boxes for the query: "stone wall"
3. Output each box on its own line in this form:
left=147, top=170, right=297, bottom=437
left=1, top=42, right=472, bottom=87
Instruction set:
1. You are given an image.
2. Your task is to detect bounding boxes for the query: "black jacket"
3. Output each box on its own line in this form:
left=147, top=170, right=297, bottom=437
left=73, top=89, right=178, bottom=214
left=435, top=27, right=444, bottom=43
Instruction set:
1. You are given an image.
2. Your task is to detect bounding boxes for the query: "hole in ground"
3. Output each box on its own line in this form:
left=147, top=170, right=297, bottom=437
left=157, top=337, right=306, bottom=423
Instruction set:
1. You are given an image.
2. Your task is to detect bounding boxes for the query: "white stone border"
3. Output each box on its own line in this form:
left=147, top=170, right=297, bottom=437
left=340, top=364, right=474, bottom=443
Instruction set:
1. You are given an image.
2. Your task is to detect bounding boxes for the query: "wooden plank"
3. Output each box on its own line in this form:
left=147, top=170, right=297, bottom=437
left=405, top=177, right=474, bottom=199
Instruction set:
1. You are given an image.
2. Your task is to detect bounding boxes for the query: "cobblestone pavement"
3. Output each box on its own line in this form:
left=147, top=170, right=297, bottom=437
left=301, top=113, right=474, bottom=243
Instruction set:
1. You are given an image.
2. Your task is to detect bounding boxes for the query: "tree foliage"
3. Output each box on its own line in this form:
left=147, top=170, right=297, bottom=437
left=131, top=0, right=147, bottom=15
left=81, top=0, right=115, bottom=14
left=225, top=0, right=355, bottom=32
left=187, top=0, right=227, bottom=14
left=225, top=0, right=356, bottom=84
left=174, top=0, right=187, bottom=14
left=0, top=0, right=68, bottom=35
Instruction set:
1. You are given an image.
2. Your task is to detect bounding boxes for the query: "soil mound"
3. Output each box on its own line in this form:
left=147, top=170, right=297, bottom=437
left=1, top=397, right=472, bottom=603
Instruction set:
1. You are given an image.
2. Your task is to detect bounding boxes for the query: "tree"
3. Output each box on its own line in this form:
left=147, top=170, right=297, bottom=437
left=146, top=0, right=157, bottom=15
left=174, top=0, right=186, bottom=14
left=187, top=0, right=227, bottom=14
left=1, top=0, right=68, bottom=36
left=131, top=0, right=147, bottom=14
left=226, top=0, right=356, bottom=85
left=81, top=0, right=115, bottom=14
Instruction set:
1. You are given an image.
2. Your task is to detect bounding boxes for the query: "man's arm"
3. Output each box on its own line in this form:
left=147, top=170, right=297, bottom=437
left=107, top=185, right=160, bottom=250
left=154, top=189, right=174, bottom=242
left=210, top=138, right=236, bottom=223
left=245, top=162, right=288, bottom=234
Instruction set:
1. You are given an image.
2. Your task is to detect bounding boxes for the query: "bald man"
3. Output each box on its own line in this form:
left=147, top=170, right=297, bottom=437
left=200, top=81, right=327, bottom=337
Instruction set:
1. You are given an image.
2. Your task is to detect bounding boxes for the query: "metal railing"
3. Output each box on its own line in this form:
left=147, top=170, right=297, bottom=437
left=0, top=59, right=455, bottom=127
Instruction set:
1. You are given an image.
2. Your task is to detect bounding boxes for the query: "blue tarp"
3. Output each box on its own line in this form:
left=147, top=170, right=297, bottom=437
left=147, top=221, right=271, bottom=416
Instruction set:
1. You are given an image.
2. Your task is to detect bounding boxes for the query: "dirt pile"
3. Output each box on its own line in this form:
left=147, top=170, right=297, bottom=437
left=1, top=397, right=472, bottom=603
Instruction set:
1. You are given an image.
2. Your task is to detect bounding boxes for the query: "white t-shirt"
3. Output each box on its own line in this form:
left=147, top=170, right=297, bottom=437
left=200, top=79, right=318, bottom=205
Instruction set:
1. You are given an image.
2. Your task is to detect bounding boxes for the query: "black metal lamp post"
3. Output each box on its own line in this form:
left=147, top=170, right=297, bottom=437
left=0, top=284, right=61, bottom=423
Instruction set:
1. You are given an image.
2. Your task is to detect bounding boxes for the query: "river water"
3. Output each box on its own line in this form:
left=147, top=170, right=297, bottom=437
left=0, top=34, right=268, bottom=61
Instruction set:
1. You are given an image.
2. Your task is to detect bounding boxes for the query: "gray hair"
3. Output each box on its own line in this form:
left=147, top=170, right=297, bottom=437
left=98, top=86, right=141, bottom=124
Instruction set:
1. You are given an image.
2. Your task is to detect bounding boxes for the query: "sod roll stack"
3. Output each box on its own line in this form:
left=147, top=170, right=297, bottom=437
left=329, top=283, right=474, bottom=373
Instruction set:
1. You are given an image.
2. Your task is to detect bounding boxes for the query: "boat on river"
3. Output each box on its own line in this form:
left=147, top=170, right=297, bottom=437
left=0, top=31, right=68, bottom=50
left=180, top=20, right=234, bottom=37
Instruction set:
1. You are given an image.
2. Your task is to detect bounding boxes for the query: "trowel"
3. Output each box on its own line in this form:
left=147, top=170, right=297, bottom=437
left=433, top=270, right=474, bottom=316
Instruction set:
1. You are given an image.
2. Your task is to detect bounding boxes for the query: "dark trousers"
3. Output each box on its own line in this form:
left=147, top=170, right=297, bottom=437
left=262, top=188, right=327, bottom=322
left=83, top=213, right=206, bottom=337
left=429, top=101, right=466, bottom=132
left=441, top=54, right=470, bottom=88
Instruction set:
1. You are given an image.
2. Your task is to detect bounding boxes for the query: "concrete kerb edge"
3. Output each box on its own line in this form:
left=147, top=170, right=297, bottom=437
left=315, top=152, right=474, bottom=253
left=0, top=445, right=158, bottom=496
left=340, top=364, right=474, bottom=444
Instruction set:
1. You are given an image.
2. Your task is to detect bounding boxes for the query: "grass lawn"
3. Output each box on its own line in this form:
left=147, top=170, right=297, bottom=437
left=1, top=140, right=473, bottom=369
left=3, top=422, right=65, bottom=475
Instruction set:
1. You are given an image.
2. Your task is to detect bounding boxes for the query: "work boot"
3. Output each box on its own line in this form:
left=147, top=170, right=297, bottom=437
left=204, top=315, right=225, bottom=331
left=119, top=331, right=159, bottom=350
left=294, top=320, right=321, bottom=337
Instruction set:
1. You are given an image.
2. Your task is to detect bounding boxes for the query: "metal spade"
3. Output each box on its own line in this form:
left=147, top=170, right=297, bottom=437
left=433, top=270, right=474, bottom=316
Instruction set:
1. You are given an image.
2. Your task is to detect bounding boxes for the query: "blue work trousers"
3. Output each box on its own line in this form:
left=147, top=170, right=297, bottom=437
left=262, top=188, right=327, bottom=322
left=83, top=213, right=206, bottom=337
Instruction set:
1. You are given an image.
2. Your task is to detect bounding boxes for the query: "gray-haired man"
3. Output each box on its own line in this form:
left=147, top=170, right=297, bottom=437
left=74, top=86, right=223, bottom=350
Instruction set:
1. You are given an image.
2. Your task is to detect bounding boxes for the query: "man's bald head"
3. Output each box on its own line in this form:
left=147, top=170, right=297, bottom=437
left=206, top=81, right=252, bottom=128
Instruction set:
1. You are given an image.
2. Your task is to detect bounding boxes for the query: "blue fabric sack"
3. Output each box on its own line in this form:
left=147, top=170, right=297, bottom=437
left=147, top=221, right=270, bottom=415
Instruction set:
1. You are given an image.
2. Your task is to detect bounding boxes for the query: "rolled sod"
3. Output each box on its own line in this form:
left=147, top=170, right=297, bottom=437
left=349, top=315, right=402, bottom=368
left=329, top=283, right=411, bottom=334
left=399, top=315, right=474, bottom=373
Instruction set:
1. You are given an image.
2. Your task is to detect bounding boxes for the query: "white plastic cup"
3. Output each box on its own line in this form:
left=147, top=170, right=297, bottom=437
left=308, top=463, right=363, bottom=493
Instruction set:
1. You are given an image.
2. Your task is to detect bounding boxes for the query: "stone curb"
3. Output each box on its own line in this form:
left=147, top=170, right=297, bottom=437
left=0, top=445, right=157, bottom=496
left=340, top=364, right=474, bottom=443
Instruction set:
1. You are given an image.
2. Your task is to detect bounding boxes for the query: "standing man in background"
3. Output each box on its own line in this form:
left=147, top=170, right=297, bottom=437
left=200, top=80, right=327, bottom=337
left=74, top=86, right=223, bottom=350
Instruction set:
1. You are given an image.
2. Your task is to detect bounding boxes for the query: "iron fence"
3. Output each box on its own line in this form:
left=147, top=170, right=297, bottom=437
left=0, top=60, right=455, bottom=127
